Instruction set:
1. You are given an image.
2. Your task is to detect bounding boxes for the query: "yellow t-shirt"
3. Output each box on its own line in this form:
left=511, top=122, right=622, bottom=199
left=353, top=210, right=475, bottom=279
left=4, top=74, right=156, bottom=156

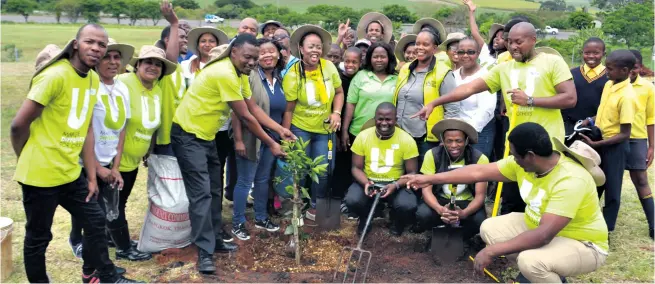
left=118, top=73, right=163, bottom=171
left=420, top=148, right=489, bottom=201
left=497, top=51, right=513, bottom=64
left=14, top=59, right=99, bottom=187
left=484, top=53, right=572, bottom=142
left=497, top=153, right=609, bottom=253
left=283, top=58, right=342, bottom=134
left=630, top=76, right=655, bottom=139
left=596, top=79, right=637, bottom=139
left=157, top=65, right=186, bottom=145
left=351, top=127, right=419, bottom=182
left=173, top=57, right=251, bottom=141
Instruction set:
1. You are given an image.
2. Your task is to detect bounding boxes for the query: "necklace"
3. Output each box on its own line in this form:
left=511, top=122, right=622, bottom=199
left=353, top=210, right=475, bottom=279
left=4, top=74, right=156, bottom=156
left=375, top=129, right=394, bottom=140
left=536, top=162, right=557, bottom=178
left=101, top=78, right=117, bottom=97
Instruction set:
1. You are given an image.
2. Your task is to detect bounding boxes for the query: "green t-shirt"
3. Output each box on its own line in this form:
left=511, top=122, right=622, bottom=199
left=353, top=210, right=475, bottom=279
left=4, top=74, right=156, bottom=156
left=283, top=58, right=342, bottom=134
left=420, top=149, right=489, bottom=201
left=14, top=59, right=99, bottom=187
left=157, top=64, right=186, bottom=145
left=483, top=52, right=572, bottom=142
left=497, top=153, right=609, bottom=253
left=347, top=70, right=397, bottom=136
left=118, top=73, right=162, bottom=171
left=351, top=127, right=419, bottom=182
left=173, top=57, right=251, bottom=141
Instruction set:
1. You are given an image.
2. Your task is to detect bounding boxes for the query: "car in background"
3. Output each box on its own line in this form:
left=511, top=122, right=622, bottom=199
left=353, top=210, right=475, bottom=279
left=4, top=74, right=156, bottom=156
left=537, top=26, right=559, bottom=35
left=205, top=14, right=225, bottom=24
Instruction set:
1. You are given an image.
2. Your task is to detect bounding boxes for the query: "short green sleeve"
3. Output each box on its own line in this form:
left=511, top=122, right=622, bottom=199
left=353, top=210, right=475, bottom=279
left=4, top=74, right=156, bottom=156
left=351, top=132, right=366, bottom=156
left=496, top=156, right=519, bottom=182
left=218, top=73, right=247, bottom=102
left=420, top=151, right=436, bottom=174
left=477, top=154, right=490, bottom=165
left=550, top=55, right=574, bottom=86
left=402, top=132, right=419, bottom=160
left=483, top=63, right=504, bottom=94
left=346, top=72, right=363, bottom=104
left=27, top=71, right=62, bottom=107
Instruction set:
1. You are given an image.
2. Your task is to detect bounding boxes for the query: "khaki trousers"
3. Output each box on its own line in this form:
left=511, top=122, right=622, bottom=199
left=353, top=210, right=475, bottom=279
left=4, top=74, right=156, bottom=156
left=480, top=213, right=607, bottom=283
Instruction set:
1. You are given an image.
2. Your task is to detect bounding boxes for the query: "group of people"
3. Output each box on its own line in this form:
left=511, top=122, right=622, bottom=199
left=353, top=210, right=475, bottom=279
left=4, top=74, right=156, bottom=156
left=10, top=0, right=654, bottom=282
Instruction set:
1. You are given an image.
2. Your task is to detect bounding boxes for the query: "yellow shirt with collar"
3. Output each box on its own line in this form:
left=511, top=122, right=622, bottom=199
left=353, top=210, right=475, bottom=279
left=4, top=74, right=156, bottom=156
left=630, top=75, right=655, bottom=139
left=497, top=51, right=513, bottom=64
left=582, top=64, right=606, bottom=79
left=596, top=78, right=637, bottom=139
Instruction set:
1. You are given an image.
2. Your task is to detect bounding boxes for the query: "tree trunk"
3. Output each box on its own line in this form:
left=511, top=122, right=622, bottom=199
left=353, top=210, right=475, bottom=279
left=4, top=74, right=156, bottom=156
left=116, top=16, right=121, bottom=24
left=153, top=19, right=160, bottom=26
left=292, top=181, right=300, bottom=266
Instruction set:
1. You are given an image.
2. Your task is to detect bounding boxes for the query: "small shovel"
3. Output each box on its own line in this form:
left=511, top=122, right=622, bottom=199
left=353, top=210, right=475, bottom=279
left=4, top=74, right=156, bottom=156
left=429, top=192, right=465, bottom=264
left=316, top=132, right=341, bottom=231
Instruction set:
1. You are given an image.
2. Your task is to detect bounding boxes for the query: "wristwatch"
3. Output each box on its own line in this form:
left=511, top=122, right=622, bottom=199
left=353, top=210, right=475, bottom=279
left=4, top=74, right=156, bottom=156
left=393, top=181, right=401, bottom=190
left=527, top=96, right=534, bottom=107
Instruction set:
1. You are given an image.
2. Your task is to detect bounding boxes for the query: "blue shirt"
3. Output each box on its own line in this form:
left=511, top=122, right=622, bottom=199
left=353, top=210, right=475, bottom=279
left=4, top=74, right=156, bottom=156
left=258, top=67, right=286, bottom=125
left=281, top=55, right=299, bottom=77
left=177, top=52, right=194, bottom=63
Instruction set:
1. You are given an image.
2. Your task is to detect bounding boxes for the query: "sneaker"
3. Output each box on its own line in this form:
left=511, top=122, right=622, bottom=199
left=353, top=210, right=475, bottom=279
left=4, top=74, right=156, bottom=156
left=69, top=238, right=83, bottom=259
left=255, top=219, right=280, bottom=232
left=82, top=272, right=100, bottom=284
left=114, top=275, right=144, bottom=283
left=220, top=228, right=234, bottom=243
left=305, top=208, right=316, bottom=221
left=231, top=223, right=250, bottom=241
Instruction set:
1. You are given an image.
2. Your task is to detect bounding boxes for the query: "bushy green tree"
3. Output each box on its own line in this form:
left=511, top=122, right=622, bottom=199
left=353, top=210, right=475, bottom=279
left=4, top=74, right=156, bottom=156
left=568, top=10, right=593, bottom=30
left=214, top=0, right=256, bottom=9
left=4, top=0, right=38, bottom=22
left=104, top=0, right=128, bottom=24
left=172, top=0, right=199, bottom=10
left=81, top=0, right=104, bottom=23
left=56, top=0, right=84, bottom=23
left=125, top=0, right=146, bottom=25
left=142, top=0, right=162, bottom=26
left=382, top=4, right=416, bottom=23
left=603, top=2, right=654, bottom=48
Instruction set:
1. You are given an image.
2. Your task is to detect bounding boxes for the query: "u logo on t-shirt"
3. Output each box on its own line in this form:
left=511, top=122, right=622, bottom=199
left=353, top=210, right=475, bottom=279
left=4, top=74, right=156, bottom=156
left=141, top=95, right=161, bottom=130
left=305, top=79, right=333, bottom=107
left=509, top=68, right=537, bottom=114
left=370, top=148, right=395, bottom=174
left=67, top=88, right=95, bottom=130
left=100, top=93, right=126, bottom=130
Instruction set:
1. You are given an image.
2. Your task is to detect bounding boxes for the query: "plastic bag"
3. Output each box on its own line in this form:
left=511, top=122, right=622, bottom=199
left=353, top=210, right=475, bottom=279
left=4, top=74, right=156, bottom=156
left=102, top=184, right=120, bottom=221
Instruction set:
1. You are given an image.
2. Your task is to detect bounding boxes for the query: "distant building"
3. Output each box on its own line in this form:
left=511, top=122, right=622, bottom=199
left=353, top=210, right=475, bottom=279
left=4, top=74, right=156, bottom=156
left=592, top=20, right=602, bottom=28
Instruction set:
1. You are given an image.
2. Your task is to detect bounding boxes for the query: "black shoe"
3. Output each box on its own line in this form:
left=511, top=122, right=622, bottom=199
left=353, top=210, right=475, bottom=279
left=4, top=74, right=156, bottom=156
left=231, top=223, right=251, bottom=241
left=69, top=238, right=83, bottom=259
left=389, top=225, right=403, bottom=237
left=82, top=272, right=99, bottom=283
left=116, top=247, right=152, bottom=261
left=215, top=239, right=238, bottom=253
left=197, top=249, right=216, bottom=274
left=408, top=223, right=425, bottom=234
left=115, top=266, right=126, bottom=275
left=114, top=276, right=144, bottom=283
left=255, top=219, right=280, bottom=232
left=110, top=226, right=152, bottom=261
left=220, top=228, right=234, bottom=242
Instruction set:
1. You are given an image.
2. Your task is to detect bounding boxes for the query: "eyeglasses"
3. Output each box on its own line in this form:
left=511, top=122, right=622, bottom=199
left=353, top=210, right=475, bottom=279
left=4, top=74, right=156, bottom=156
left=456, top=50, right=477, bottom=55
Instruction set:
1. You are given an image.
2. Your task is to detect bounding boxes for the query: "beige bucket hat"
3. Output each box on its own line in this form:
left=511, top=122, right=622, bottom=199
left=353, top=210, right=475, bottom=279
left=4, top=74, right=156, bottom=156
left=106, top=38, right=135, bottom=69
left=412, top=18, right=447, bottom=45
left=488, top=23, right=505, bottom=41
left=536, top=46, right=563, bottom=58
left=290, top=25, right=332, bottom=58
left=440, top=32, right=467, bottom=50
left=186, top=27, right=229, bottom=56
left=34, top=40, right=74, bottom=77
left=552, top=138, right=605, bottom=186
left=431, top=118, right=478, bottom=144
left=129, top=45, right=177, bottom=76
left=357, top=12, right=393, bottom=44
left=259, top=20, right=283, bottom=35
left=394, top=34, right=417, bottom=62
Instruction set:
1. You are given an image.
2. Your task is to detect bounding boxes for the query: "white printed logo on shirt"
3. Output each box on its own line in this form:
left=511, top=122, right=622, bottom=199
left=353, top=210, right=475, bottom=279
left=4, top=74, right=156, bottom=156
left=67, top=88, right=96, bottom=130
left=370, top=148, right=395, bottom=174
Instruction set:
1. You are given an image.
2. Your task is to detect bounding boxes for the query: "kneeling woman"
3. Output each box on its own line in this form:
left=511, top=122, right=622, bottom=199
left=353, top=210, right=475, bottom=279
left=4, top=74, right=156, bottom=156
left=415, top=119, right=488, bottom=242
left=113, top=46, right=176, bottom=259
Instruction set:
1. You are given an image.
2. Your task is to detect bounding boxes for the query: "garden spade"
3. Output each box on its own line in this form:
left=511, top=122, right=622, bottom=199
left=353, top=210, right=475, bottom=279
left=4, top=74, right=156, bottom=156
left=316, top=131, right=341, bottom=231
left=429, top=190, right=465, bottom=264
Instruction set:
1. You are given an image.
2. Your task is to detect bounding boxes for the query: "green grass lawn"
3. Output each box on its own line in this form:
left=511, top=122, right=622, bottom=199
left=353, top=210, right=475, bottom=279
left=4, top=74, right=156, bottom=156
left=1, top=23, right=653, bottom=283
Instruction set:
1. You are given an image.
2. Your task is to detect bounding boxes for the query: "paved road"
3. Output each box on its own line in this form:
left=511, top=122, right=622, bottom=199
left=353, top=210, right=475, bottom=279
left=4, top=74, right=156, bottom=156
left=1, top=14, right=241, bottom=28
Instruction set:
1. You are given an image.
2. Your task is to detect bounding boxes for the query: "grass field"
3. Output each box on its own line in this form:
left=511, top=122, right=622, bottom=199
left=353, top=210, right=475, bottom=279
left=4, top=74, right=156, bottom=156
left=1, top=23, right=653, bottom=283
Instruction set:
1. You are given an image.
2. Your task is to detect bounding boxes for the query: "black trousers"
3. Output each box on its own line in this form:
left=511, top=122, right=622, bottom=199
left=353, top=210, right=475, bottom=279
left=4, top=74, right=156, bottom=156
left=344, top=182, right=418, bottom=229
left=70, top=169, right=139, bottom=244
left=216, top=130, right=237, bottom=199
left=332, top=133, right=356, bottom=198
left=598, top=140, right=629, bottom=231
left=493, top=115, right=509, bottom=162
left=21, top=172, right=115, bottom=282
left=500, top=182, right=525, bottom=215
left=172, top=123, right=223, bottom=253
left=415, top=197, right=487, bottom=240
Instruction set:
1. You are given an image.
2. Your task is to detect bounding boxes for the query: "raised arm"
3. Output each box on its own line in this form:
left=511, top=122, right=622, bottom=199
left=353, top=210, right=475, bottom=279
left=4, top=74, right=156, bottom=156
left=161, top=0, right=180, bottom=63
left=403, top=162, right=509, bottom=190
left=463, top=0, right=485, bottom=52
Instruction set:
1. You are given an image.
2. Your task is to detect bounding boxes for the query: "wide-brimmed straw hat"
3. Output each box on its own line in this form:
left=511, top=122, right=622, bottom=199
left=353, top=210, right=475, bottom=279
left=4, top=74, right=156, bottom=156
left=290, top=25, right=332, bottom=58
left=106, top=38, right=135, bottom=69
left=34, top=40, right=74, bottom=78
left=208, top=44, right=229, bottom=61
left=536, top=46, right=563, bottom=58
left=259, top=20, right=283, bottom=35
left=412, top=18, right=447, bottom=45
left=186, top=27, right=229, bottom=56
left=552, top=137, right=605, bottom=186
left=129, top=45, right=177, bottom=76
left=440, top=32, right=467, bottom=50
left=357, top=12, right=393, bottom=44
left=394, top=34, right=417, bottom=62
left=488, top=23, right=504, bottom=41
left=431, top=119, right=478, bottom=144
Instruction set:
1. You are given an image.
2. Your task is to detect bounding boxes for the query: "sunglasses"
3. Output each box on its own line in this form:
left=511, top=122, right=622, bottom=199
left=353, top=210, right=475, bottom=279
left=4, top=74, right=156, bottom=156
left=456, top=50, right=477, bottom=55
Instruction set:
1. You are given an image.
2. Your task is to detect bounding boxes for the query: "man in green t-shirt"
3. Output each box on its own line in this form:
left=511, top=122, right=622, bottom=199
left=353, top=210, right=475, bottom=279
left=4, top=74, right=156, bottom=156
left=404, top=123, right=608, bottom=283
left=11, top=24, right=139, bottom=283
left=415, top=119, right=488, bottom=246
left=171, top=34, right=294, bottom=274
left=413, top=22, right=577, bottom=215
left=345, top=103, right=419, bottom=237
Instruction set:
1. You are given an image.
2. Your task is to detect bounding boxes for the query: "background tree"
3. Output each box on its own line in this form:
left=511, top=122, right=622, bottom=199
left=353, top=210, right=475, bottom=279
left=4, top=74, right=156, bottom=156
left=56, top=0, right=84, bottom=23
left=591, top=0, right=645, bottom=10
left=143, top=0, right=162, bottom=26
left=104, top=0, right=128, bottom=24
left=306, top=5, right=364, bottom=32
left=214, top=0, right=256, bottom=9
left=568, top=10, right=593, bottom=30
left=382, top=4, right=416, bottom=23
left=215, top=4, right=243, bottom=19
left=81, top=0, right=104, bottom=23
left=172, top=0, right=199, bottom=10
left=125, top=0, right=146, bottom=25
left=4, top=0, right=38, bottom=22
left=603, top=2, right=654, bottom=48
left=539, top=0, right=567, bottom=11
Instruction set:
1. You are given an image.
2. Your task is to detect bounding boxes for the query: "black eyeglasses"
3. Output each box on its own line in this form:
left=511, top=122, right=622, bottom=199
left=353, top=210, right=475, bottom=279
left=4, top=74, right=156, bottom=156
left=456, top=50, right=477, bottom=55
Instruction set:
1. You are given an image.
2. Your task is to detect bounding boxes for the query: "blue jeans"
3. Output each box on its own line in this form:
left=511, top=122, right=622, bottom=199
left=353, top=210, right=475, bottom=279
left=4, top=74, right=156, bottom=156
left=472, top=118, right=496, bottom=158
left=233, top=144, right=277, bottom=225
left=274, top=125, right=334, bottom=206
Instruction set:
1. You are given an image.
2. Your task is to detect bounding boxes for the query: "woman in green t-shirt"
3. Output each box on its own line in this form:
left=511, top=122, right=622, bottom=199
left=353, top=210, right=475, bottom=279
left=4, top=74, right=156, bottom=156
left=114, top=45, right=176, bottom=260
left=279, top=25, right=344, bottom=221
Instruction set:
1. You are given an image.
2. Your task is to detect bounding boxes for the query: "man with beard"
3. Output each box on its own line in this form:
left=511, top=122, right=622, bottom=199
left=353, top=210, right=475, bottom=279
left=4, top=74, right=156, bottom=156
left=345, top=103, right=419, bottom=236
left=413, top=22, right=577, bottom=214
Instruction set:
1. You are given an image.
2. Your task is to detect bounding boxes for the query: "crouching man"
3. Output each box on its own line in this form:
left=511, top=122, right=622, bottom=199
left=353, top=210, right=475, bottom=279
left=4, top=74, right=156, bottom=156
left=415, top=119, right=488, bottom=245
left=405, top=123, right=608, bottom=283
left=345, top=102, right=419, bottom=236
